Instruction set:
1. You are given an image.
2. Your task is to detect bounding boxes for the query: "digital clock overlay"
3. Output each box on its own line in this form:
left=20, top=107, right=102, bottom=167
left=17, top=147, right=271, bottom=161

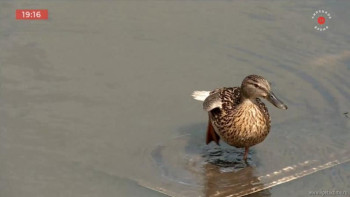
left=16, top=9, right=48, bottom=20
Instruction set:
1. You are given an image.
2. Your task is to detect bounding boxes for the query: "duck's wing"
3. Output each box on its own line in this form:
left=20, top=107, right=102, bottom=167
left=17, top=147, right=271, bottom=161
left=203, top=91, right=222, bottom=112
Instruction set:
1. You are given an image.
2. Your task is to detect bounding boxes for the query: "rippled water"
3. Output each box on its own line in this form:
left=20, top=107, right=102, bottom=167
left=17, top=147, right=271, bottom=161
left=0, top=1, right=350, bottom=197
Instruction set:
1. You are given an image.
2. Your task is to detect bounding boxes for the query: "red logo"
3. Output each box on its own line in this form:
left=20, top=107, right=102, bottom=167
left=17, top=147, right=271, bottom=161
left=317, top=17, right=326, bottom=25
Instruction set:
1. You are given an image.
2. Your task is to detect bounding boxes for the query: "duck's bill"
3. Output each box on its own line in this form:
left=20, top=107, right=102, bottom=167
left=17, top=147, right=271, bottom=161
left=267, top=91, right=288, bottom=110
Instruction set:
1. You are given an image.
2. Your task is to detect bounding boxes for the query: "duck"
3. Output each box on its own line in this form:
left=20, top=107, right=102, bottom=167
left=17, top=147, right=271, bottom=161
left=192, top=75, right=287, bottom=160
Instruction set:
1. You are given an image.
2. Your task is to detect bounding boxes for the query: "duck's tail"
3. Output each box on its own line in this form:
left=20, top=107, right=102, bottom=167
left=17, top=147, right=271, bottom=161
left=191, top=91, right=210, bottom=101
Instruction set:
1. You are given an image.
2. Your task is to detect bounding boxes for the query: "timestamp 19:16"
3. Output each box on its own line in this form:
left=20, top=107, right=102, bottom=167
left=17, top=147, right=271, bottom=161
left=16, top=9, right=48, bottom=20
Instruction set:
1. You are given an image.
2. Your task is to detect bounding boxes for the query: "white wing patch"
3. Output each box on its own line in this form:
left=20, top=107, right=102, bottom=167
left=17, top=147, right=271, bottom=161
left=192, top=91, right=210, bottom=101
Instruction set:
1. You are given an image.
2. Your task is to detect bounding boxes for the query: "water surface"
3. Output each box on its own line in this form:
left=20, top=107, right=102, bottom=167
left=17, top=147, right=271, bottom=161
left=0, top=1, right=350, bottom=197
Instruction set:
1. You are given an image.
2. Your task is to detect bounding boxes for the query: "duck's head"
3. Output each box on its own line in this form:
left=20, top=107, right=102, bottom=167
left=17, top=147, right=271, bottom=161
left=241, top=75, right=288, bottom=110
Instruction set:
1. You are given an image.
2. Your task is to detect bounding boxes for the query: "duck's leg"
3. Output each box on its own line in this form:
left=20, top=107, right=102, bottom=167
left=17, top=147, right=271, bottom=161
left=243, top=147, right=249, bottom=160
left=206, top=117, right=220, bottom=145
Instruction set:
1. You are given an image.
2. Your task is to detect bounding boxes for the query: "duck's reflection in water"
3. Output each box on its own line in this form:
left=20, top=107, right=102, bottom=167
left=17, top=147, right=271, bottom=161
left=202, top=148, right=270, bottom=197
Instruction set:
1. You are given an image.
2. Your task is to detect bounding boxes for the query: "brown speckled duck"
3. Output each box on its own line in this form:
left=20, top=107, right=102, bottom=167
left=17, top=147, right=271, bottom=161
left=192, top=75, right=287, bottom=160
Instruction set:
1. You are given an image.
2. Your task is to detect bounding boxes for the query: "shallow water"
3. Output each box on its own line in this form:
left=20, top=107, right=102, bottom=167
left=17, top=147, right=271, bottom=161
left=1, top=1, right=350, bottom=197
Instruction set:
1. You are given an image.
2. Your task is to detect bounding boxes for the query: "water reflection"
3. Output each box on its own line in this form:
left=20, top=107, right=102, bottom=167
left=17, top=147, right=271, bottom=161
left=203, top=160, right=270, bottom=197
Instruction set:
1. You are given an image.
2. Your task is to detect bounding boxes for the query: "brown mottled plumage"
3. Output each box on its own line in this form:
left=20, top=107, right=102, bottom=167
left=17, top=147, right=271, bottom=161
left=193, top=75, right=287, bottom=160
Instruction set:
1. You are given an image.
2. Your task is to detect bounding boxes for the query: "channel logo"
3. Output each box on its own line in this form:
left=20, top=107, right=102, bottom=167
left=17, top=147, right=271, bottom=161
left=312, top=10, right=331, bottom=31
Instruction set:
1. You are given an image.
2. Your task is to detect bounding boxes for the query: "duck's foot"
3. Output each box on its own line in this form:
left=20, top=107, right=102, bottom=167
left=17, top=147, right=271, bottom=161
left=243, top=147, right=249, bottom=161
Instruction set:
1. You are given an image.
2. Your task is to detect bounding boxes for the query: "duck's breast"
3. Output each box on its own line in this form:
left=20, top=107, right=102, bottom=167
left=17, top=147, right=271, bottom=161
left=220, top=100, right=270, bottom=147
